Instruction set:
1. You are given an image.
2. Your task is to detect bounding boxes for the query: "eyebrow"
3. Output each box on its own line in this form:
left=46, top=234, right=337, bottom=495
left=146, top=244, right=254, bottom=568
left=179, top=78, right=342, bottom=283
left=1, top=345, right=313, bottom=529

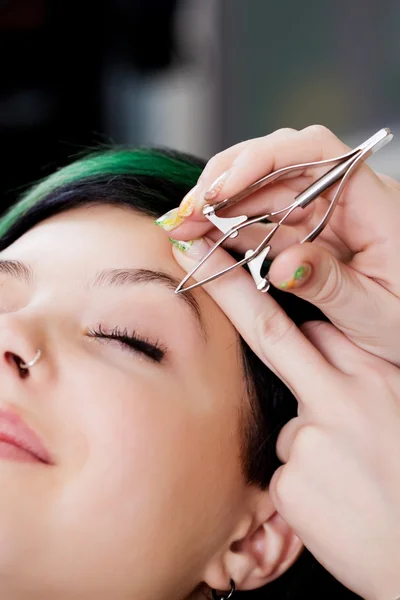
left=0, top=259, right=33, bottom=283
left=93, top=268, right=205, bottom=333
left=0, top=259, right=205, bottom=334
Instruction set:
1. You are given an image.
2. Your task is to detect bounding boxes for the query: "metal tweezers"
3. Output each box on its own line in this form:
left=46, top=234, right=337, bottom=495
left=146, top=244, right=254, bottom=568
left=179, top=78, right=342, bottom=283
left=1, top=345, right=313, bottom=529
left=176, top=128, right=393, bottom=294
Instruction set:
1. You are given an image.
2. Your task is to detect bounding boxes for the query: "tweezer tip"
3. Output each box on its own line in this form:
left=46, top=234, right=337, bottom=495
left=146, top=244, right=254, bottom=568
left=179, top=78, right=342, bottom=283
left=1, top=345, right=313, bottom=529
left=381, top=127, right=393, bottom=141
left=386, top=128, right=394, bottom=142
left=176, top=279, right=205, bottom=293
left=175, top=275, right=192, bottom=294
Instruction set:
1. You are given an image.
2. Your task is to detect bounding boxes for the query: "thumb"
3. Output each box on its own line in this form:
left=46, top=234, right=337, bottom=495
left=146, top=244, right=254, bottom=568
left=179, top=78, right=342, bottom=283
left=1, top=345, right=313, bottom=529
left=268, top=242, right=367, bottom=306
left=268, top=242, right=394, bottom=354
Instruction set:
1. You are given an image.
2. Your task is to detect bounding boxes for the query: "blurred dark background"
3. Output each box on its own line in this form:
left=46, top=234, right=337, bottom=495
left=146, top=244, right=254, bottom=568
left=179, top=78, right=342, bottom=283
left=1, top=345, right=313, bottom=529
left=1, top=0, right=399, bottom=214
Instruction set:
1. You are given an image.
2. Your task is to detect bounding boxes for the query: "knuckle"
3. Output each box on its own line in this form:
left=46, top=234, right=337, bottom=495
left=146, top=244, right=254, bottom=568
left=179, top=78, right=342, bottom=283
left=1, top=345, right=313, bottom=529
left=274, top=426, right=326, bottom=507
left=273, top=465, right=295, bottom=507
left=276, top=439, right=288, bottom=464
left=276, top=418, right=300, bottom=464
left=203, top=151, right=225, bottom=174
left=274, top=127, right=298, bottom=138
left=255, top=306, right=296, bottom=351
left=303, top=124, right=335, bottom=141
left=290, top=424, right=322, bottom=459
left=301, top=124, right=349, bottom=156
left=238, top=129, right=298, bottom=164
left=300, top=319, right=328, bottom=339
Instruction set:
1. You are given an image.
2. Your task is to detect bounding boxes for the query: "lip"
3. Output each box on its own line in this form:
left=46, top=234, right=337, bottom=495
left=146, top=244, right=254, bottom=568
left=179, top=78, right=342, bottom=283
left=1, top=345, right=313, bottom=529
left=0, top=408, right=52, bottom=464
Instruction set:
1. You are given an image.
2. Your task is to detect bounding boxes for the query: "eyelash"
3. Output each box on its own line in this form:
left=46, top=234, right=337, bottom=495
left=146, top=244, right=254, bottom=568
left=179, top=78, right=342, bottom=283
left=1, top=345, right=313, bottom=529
left=87, top=325, right=166, bottom=363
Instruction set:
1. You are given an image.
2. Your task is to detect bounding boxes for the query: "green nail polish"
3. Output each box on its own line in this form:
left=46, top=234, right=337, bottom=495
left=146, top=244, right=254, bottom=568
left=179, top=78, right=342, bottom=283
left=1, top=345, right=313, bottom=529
left=294, top=265, right=308, bottom=280
left=169, top=238, right=195, bottom=252
left=279, top=264, right=311, bottom=290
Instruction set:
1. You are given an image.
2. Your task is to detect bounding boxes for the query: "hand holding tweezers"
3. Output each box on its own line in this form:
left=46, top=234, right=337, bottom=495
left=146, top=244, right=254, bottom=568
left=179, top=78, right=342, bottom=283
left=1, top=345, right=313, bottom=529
left=176, top=128, right=393, bottom=294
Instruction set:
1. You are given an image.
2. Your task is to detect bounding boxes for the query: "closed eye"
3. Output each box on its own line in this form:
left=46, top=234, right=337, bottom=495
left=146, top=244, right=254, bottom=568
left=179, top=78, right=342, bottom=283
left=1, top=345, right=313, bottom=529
left=87, top=325, right=166, bottom=363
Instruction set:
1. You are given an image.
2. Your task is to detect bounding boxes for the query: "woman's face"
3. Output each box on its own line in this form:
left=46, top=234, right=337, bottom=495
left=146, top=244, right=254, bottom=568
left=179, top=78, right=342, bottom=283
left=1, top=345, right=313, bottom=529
left=0, top=205, right=254, bottom=599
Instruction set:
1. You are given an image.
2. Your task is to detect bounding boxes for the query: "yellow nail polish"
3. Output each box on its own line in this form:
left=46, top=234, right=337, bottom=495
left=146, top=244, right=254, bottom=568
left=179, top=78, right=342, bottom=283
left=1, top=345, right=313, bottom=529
left=178, top=186, right=198, bottom=218
left=155, top=208, right=184, bottom=231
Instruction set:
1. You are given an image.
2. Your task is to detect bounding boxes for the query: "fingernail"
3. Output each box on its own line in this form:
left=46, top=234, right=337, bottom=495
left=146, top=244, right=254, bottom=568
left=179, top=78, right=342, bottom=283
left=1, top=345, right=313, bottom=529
left=169, top=237, right=209, bottom=259
left=155, top=208, right=184, bottom=232
left=178, top=185, right=198, bottom=218
left=204, top=170, right=230, bottom=202
left=279, top=264, right=312, bottom=290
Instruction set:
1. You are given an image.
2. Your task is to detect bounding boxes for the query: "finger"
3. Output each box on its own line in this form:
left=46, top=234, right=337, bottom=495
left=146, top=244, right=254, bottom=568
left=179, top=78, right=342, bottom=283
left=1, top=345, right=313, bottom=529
left=275, top=417, right=302, bottom=464
left=171, top=185, right=348, bottom=263
left=208, top=222, right=303, bottom=258
left=173, top=127, right=310, bottom=229
left=172, top=236, right=333, bottom=398
left=268, top=242, right=400, bottom=364
left=174, top=138, right=252, bottom=221
left=194, top=129, right=299, bottom=213
left=169, top=178, right=319, bottom=242
left=208, top=221, right=347, bottom=261
left=378, top=173, right=400, bottom=188
left=268, top=464, right=289, bottom=518
left=300, top=321, right=369, bottom=374
left=187, top=126, right=347, bottom=218
left=175, top=125, right=395, bottom=256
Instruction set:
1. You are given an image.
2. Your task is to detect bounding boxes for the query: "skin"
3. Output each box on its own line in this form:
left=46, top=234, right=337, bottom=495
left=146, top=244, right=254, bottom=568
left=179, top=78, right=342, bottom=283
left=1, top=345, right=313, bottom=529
left=0, top=205, right=300, bottom=600
left=167, top=125, right=400, bottom=366
left=172, top=224, right=400, bottom=600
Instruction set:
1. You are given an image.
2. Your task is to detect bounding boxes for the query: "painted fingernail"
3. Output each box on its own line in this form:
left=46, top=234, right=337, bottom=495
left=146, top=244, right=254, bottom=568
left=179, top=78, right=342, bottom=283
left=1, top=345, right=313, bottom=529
left=155, top=208, right=184, bottom=231
left=204, top=170, right=230, bottom=202
left=279, top=264, right=312, bottom=290
left=178, top=185, right=198, bottom=218
left=169, top=237, right=209, bottom=259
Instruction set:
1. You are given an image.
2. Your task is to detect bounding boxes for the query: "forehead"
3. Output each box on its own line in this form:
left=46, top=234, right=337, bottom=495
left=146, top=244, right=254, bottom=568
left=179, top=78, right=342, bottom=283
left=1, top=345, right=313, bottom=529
left=0, top=204, right=222, bottom=332
left=4, top=205, right=182, bottom=277
left=1, top=204, right=240, bottom=345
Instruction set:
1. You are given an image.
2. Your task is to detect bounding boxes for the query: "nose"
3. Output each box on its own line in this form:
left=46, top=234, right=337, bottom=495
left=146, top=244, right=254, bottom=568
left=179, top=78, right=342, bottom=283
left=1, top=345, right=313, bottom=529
left=6, top=348, right=42, bottom=378
left=0, top=315, right=44, bottom=380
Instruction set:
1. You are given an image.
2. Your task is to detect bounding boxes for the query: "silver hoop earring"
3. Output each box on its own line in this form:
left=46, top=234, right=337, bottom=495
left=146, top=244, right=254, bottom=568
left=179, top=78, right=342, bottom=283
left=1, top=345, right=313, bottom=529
left=212, top=579, right=235, bottom=600
left=20, top=349, right=42, bottom=370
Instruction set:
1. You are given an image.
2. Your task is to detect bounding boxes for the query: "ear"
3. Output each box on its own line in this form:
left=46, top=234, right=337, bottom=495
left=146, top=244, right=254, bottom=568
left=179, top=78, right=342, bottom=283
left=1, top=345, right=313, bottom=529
left=202, top=494, right=303, bottom=593
left=230, top=511, right=303, bottom=590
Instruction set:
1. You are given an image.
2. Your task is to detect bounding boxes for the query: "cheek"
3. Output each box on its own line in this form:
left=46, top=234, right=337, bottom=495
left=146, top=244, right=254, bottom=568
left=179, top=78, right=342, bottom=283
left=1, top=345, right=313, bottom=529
left=56, top=363, right=245, bottom=566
